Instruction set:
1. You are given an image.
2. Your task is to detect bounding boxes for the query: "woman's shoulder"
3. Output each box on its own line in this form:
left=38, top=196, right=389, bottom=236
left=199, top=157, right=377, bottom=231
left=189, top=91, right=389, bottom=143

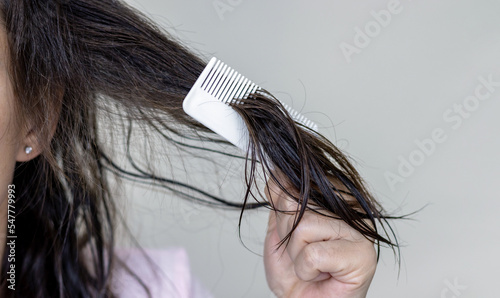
left=111, top=247, right=213, bottom=298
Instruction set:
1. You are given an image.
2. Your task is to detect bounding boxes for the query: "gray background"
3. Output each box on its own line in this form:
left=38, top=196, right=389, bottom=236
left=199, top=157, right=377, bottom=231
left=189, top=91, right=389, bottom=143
left=117, top=0, right=500, bottom=297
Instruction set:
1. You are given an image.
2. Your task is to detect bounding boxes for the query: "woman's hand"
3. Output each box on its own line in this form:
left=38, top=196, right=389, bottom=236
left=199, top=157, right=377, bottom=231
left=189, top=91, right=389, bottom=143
left=263, top=174, right=377, bottom=298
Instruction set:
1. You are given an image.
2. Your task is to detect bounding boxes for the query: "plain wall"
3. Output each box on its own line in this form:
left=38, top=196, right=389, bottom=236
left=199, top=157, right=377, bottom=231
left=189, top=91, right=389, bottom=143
left=118, top=0, right=500, bottom=297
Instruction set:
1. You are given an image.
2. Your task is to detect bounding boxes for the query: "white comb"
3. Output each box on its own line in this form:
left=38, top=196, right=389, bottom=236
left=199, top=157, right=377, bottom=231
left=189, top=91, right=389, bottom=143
left=182, top=57, right=318, bottom=153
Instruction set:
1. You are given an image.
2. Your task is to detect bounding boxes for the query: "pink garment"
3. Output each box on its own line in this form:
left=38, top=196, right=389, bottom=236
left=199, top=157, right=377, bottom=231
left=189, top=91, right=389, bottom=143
left=112, top=247, right=213, bottom=298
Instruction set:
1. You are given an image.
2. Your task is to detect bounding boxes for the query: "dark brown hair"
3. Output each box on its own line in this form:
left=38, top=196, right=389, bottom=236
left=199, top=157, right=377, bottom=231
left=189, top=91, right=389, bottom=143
left=0, top=0, right=402, bottom=297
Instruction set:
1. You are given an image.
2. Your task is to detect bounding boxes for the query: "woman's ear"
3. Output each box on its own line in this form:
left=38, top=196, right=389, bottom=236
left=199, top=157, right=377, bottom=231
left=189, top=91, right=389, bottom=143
left=15, top=91, right=62, bottom=162
left=15, top=131, right=42, bottom=162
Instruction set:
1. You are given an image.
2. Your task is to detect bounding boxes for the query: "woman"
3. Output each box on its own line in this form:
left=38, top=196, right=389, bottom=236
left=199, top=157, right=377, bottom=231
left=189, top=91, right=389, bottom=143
left=0, top=0, right=400, bottom=297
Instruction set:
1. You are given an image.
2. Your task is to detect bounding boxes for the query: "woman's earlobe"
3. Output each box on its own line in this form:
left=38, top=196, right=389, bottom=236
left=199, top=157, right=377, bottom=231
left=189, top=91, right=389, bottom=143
left=15, top=144, right=40, bottom=162
left=15, top=132, right=41, bottom=162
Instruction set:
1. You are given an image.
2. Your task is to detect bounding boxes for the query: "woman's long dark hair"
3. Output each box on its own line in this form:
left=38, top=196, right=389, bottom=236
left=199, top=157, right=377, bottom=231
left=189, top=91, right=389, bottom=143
left=0, top=0, right=403, bottom=297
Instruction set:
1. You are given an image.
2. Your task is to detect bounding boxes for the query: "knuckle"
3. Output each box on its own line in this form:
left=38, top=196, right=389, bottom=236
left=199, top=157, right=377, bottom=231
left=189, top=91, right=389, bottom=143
left=301, top=244, right=320, bottom=272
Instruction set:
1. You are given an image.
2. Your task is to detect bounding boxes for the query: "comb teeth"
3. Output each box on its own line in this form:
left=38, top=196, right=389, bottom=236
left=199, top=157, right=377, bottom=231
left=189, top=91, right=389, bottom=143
left=278, top=99, right=319, bottom=132
left=201, top=58, right=261, bottom=105
left=200, top=58, right=318, bottom=132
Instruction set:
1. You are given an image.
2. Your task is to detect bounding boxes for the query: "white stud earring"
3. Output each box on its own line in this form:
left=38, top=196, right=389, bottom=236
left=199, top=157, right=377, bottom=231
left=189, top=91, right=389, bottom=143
left=25, top=146, right=33, bottom=155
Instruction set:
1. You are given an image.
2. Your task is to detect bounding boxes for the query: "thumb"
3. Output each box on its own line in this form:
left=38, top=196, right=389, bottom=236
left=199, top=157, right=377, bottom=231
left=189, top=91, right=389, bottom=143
left=264, top=210, right=281, bottom=255
left=264, top=209, right=294, bottom=297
